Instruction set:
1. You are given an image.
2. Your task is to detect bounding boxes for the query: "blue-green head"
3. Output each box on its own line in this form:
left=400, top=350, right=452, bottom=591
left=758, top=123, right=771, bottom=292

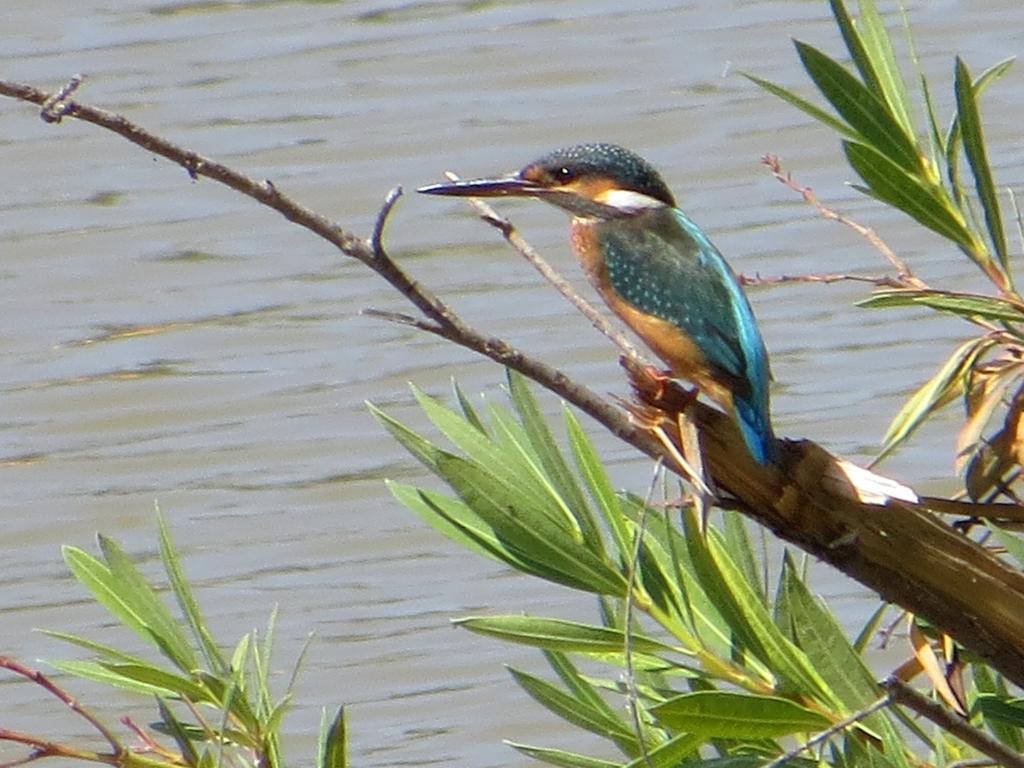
left=418, top=142, right=676, bottom=219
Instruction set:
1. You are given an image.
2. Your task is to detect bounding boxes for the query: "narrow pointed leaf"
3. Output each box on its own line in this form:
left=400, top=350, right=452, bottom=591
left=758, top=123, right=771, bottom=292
left=843, top=141, right=976, bottom=251
left=388, top=481, right=528, bottom=567
left=63, top=543, right=194, bottom=672
left=685, top=512, right=835, bottom=702
left=485, top=402, right=582, bottom=535
left=974, top=696, right=1024, bottom=729
left=722, top=513, right=763, bottom=601
left=39, top=630, right=152, bottom=666
left=508, top=667, right=638, bottom=753
left=507, top=370, right=602, bottom=549
left=779, top=554, right=878, bottom=710
left=100, top=662, right=211, bottom=702
left=455, top=615, right=678, bottom=656
left=651, top=691, right=830, bottom=738
left=879, top=337, right=988, bottom=455
left=973, top=666, right=1024, bottom=751
left=858, top=290, right=1024, bottom=322
left=156, top=698, right=200, bottom=766
left=319, top=707, right=348, bottom=768
left=543, top=651, right=622, bottom=728
left=565, top=408, right=631, bottom=559
left=452, top=379, right=486, bottom=434
left=97, top=534, right=196, bottom=672
left=854, top=0, right=915, bottom=137
left=797, top=41, right=919, bottom=172
left=48, top=659, right=184, bottom=697
left=623, top=732, right=703, bottom=768
left=436, top=453, right=627, bottom=595
left=742, top=73, right=860, bottom=140
left=368, top=402, right=444, bottom=474
left=158, top=512, right=226, bottom=675
left=412, top=386, right=564, bottom=521
left=507, top=743, right=618, bottom=768
left=943, top=58, right=1013, bottom=220
left=955, top=57, right=1009, bottom=273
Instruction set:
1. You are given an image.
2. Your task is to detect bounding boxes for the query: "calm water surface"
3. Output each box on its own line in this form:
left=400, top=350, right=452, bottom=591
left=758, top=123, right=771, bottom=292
left=2, top=1, right=1021, bottom=765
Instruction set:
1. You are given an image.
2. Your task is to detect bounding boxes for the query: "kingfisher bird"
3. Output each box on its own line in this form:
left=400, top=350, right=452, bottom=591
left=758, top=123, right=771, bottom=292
left=418, top=142, right=777, bottom=465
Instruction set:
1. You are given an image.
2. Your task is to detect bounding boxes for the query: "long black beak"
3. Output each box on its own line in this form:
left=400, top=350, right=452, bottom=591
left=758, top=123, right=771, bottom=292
left=417, top=177, right=548, bottom=198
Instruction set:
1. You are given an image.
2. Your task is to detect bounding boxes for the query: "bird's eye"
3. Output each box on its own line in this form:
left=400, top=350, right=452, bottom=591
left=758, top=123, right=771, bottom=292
left=556, top=167, right=573, bottom=180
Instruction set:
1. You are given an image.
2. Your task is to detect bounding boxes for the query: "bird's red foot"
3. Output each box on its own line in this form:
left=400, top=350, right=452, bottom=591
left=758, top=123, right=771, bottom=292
left=624, top=359, right=697, bottom=412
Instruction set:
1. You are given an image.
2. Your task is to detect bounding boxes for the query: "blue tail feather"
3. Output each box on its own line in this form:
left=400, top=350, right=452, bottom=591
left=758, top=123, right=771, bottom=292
left=733, top=396, right=776, bottom=465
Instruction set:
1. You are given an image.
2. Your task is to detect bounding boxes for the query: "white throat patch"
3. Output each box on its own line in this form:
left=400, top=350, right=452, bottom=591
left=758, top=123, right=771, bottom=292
left=593, top=188, right=667, bottom=212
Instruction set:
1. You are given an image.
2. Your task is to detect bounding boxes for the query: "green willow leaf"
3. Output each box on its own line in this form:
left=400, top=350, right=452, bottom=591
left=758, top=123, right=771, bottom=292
left=543, top=651, right=623, bottom=728
left=955, top=56, right=1009, bottom=275
left=48, top=659, right=184, bottom=697
left=623, top=732, right=703, bottom=768
left=843, top=141, right=976, bottom=251
left=778, top=554, right=878, bottom=712
left=879, top=337, right=990, bottom=456
left=96, top=534, right=196, bottom=673
left=387, top=482, right=521, bottom=566
left=411, top=386, right=569, bottom=527
left=508, top=667, right=639, bottom=754
left=564, top=407, right=631, bottom=561
left=651, top=691, right=830, bottom=738
left=507, top=370, right=601, bottom=549
left=684, top=512, right=827, bottom=698
left=319, top=707, right=348, bottom=768
left=722, top=513, right=763, bottom=601
left=452, top=379, right=486, bottom=434
left=974, top=695, right=1024, bottom=729
left=741, top=73, right=859, bottom=140
left=455, top=615, right=679, bottom=656
left=436, top=453, right=627, bottom=595
left=39, top=630, right=151, bottom=666
left=973, top=667, right=1024, bottom=752
left=94, top=662, right=212, bottom=702
left=945, top=57, right=1015, bottom=219
left=797, top=41, right=919, bottom=172
left=858, top=289, right=1024, bottom=322
left=855, top=0, right=915, bottom=137
left=157, top=697, right=200, bottom=766
left=507, top=742, right=618, bottom=768
left=158, top=511, right=226, bottom=676
left=369, top=402, right=445, bottom=474
left=62, top=543, right=195, bottom=673
left=485, top=402, right=583, bottom=538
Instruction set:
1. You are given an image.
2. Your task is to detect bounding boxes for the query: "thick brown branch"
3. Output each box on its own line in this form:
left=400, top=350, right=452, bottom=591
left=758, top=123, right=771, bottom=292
left=7, top=77, right=1024, bottom=689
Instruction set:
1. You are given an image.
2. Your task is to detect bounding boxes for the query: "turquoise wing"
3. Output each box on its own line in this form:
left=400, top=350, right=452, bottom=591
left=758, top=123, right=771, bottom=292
left=597, top=207, right=775, bottom=463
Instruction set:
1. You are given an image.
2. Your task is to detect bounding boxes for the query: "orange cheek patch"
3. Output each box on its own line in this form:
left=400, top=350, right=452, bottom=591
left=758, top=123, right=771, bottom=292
left=568, top=177, right=617, bottom=200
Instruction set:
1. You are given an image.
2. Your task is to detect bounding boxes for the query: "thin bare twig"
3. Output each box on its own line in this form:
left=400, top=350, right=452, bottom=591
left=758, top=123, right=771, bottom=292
left=371, top=186, right=403, bottom=259
left=740, top=272, right=907, bottom=288
left=762, top=154, right=923, bottom=288
left=761, top=695, right=891, bottom=768
left=0, top=657, right=121, bottom=757
left=40, top=74, right=83, bottom=123
left=622, top=458, right=664, bottom=768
